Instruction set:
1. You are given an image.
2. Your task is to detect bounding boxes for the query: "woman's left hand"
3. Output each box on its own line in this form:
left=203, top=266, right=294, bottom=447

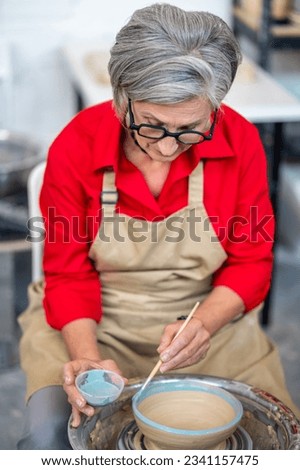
left=157, top=317, right=210, bottom=372
left=63, top=358, right=126, bottom=427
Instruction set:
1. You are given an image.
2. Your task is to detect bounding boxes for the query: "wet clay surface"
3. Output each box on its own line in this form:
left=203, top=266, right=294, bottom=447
left=137, top=390, right=235, bottom=430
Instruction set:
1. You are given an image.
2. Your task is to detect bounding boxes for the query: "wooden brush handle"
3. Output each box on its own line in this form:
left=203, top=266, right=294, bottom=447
left=140, top=301, right=200, bottom=392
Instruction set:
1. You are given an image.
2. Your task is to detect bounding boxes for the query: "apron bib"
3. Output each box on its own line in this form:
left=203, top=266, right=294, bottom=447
left=18, top=161, right=299, bottom=417
left=88, top=162, right=227, bottom=376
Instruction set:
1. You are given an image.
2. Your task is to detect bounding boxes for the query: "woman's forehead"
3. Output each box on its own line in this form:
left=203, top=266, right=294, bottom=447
left=133, top=98, right=211, bottom=124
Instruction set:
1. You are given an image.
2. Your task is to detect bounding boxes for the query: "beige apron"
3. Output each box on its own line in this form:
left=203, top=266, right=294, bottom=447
left=18, top=162, right=299, bottom=417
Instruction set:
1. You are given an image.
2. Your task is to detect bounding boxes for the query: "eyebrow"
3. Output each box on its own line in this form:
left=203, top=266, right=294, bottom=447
left=140, top=112, right=205, bottom=129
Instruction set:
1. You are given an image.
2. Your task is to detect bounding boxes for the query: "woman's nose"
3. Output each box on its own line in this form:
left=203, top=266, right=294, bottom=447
left=156, top=136, right=179, bottom=156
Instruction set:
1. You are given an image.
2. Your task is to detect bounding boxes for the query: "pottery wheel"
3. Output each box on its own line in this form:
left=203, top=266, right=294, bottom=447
left=116, top=420, right=253, bottom=450
left=69, top=375, right=300, bottom=449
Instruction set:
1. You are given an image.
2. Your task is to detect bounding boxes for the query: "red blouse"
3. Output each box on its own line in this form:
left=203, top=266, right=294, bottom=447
left=40, top=100, right=274, bottom=330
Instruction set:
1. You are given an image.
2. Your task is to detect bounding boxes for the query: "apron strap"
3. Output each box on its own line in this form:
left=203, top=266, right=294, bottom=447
left=101, top=171, right=118, bottom=216
left=188, top=160, right=204, bottom=206
left=101, top=161, right=204, bottom=214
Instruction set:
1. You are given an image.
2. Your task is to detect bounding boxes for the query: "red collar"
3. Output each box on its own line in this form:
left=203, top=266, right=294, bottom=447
left=91, top=101, right=235, bottom=173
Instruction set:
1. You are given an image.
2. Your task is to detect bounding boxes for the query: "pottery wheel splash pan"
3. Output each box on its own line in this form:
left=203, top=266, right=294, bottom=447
left=68, top=374, right=300, bottom=450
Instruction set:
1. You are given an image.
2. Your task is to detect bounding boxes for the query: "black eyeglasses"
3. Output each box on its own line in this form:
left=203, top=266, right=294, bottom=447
left=128, top=99, right=217, bottom=145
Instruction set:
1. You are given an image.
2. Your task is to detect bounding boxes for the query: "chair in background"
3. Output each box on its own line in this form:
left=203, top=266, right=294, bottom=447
left=27, top=161, right=46, bottom=281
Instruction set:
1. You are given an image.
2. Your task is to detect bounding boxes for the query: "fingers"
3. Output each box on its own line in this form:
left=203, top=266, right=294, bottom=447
left=70, top=404, right=93, bottom=428
left=157, top=323, right=179, bottom=354
left=63, top=374, right=95, bottom=419
left=71, top=407, right=81, bottom=428
left=63, top=358, right=128, bottom=423
left=160, top=343, right=209, bottom=372
left=63, top=359, right=91, bottom=386
left=159, top=319, right=210, bottom=372
left=70, top=400, right=95, bottom=428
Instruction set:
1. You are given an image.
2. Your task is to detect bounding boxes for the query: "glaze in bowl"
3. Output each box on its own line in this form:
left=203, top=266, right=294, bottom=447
left=132, top=379, right=243, bottom=449
left=75, top=369, right=125, bottom=407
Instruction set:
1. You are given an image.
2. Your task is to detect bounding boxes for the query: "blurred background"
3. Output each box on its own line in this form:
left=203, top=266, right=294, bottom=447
left=0, top=0, right=300, bottom=449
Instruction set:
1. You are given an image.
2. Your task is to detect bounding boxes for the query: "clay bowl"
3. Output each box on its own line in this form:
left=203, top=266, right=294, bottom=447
left=132, top=379, right=243, bottom=449
left=75, top=369, right=125, bottom=407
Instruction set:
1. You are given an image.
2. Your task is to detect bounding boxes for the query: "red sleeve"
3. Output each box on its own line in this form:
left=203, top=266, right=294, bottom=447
left=40, top=122, right=102, bottom=330
left=212, top=123, right=275, bottom=312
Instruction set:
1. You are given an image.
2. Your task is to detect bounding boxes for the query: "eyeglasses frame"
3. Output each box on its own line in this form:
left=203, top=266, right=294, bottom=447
left=128, top=98, right=217, bottom=145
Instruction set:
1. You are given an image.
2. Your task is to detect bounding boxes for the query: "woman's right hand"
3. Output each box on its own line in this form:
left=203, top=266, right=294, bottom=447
left=62, top=358, right=126, bottom=427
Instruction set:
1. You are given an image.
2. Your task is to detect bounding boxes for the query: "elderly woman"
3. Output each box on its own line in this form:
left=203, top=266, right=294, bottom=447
left=18, top=3, right=298, bottom=449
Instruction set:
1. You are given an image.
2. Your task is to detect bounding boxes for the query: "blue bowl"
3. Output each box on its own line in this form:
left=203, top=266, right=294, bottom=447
left=76, top=369, right=125, bottom=407
left=132, top=379, right=243, bottom=449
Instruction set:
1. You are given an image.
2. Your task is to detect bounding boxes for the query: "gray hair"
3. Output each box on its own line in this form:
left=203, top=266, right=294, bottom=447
left=108, top=3, right=242, bottom=119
